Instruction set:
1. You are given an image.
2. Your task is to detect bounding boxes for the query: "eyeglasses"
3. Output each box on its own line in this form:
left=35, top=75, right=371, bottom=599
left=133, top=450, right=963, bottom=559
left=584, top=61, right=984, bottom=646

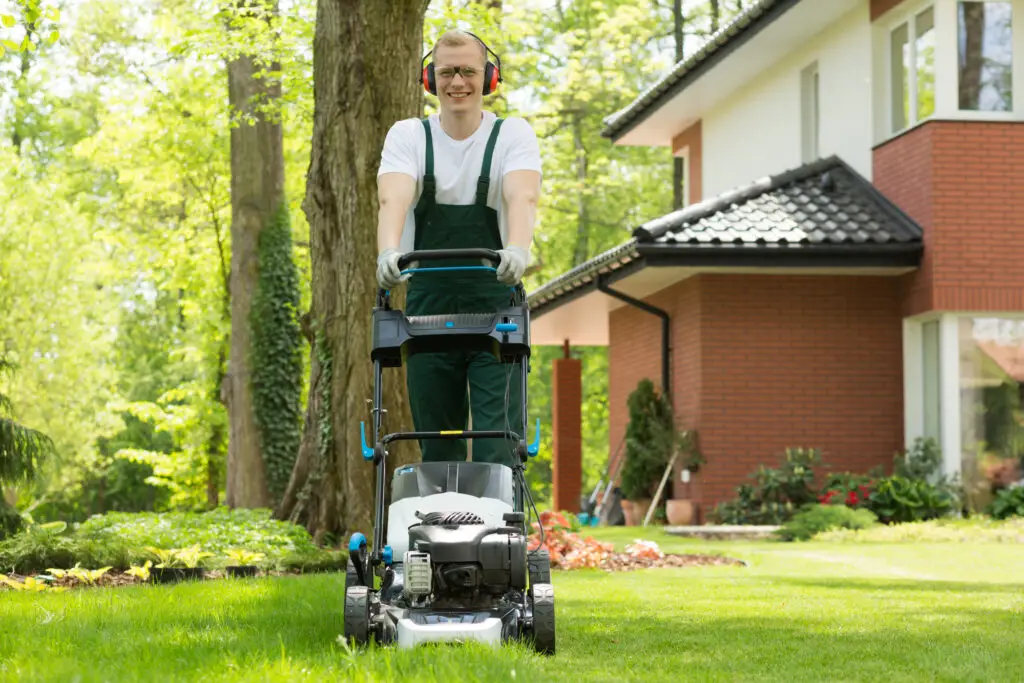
left=435, top=66, right=481, bottom=80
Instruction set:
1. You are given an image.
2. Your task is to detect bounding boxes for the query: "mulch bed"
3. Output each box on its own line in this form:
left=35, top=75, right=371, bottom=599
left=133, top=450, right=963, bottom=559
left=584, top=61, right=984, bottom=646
left=528, top=512, right=746, bottom=572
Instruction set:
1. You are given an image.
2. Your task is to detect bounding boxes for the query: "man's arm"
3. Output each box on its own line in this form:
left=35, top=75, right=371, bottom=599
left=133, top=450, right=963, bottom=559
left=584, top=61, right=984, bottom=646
left=377, top=172, right=417, bottom=252
left=495, top=168, right=541, bottom=284
left=502, top=169, right=541, bottom=252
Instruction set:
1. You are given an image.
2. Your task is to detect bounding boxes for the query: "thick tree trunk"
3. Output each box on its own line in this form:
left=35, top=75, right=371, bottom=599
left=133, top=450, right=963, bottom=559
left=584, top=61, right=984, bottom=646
left=275, top=0, right=426, bottom=540
left=224, top=1, right=285, bottom=509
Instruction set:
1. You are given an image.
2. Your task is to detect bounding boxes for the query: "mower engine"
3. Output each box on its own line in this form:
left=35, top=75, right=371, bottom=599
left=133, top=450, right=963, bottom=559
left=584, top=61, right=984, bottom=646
left=402, top=511, right=527, bottom=606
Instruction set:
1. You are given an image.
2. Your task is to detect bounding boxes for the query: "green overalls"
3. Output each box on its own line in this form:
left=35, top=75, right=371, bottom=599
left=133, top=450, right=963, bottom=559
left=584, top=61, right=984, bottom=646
left=405, top=117, right=523, bottom=466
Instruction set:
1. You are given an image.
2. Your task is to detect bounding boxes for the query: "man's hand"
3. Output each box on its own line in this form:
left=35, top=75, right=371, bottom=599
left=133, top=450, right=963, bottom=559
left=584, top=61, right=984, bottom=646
left=376, top=248, right=407, bottom=289
left=496, top=245, right=529, bottom=285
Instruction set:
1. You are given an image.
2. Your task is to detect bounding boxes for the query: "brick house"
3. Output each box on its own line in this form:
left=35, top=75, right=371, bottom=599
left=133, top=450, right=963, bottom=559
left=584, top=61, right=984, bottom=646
left=529, top=0, right=1024, bottom=522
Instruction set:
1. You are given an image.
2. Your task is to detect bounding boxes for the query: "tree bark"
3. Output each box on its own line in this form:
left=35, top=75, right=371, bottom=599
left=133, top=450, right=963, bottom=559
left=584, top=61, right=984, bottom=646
left=275, top=0, right=426, bottom=540
left=224, top=0, right=285, bottom=509
left=673, top=0, right=685, bottom=211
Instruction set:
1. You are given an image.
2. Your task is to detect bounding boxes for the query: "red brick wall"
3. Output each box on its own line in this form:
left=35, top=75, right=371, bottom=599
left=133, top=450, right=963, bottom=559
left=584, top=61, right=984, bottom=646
left=608, top=277, right=702, bottom=499
left=607, top=273, right=905, bottom=518
left=671, top=121, right=702, bottom=205
left=698, top=274, right=905, bottom=511
left=552, top=357, right=582, bottom=512
left=873, top=121, right=1024, bottom=315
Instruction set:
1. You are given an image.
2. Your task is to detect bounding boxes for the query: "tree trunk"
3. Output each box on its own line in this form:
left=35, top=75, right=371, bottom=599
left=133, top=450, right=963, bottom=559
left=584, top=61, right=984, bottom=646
left=673, top=0, right=685, bottom=211
left=275, top=0, right=426, bottom=540
left=224, top=0, right=285, bottom=509
left=571, top=110, right=589, bottom=267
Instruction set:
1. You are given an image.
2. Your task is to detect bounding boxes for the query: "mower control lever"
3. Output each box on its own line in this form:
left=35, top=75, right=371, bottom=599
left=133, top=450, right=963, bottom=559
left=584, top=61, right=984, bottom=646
left=397, top=248, right=501, bottom=269
left=527, top=418, right=541, bottom=457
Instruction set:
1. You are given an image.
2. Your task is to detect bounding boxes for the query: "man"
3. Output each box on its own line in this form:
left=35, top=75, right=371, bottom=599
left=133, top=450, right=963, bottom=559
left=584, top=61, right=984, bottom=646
left=375, top=29, right=542, bottom=465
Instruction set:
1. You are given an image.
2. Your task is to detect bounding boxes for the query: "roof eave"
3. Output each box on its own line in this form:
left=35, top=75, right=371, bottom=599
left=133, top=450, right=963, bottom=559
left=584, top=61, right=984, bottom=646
left=528, top=241, right=924, bottom=318
left=636, top=242, right=924, bottom=269
left=601, top=0, right=801, bottom=142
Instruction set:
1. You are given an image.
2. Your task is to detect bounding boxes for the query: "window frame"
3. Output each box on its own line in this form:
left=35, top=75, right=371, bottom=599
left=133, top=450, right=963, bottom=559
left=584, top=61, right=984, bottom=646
left=954, top=0, right=1017, bottom=116
left=800, top=61, right=820, bottom=163
left=884, top=1, right=938, bottom=135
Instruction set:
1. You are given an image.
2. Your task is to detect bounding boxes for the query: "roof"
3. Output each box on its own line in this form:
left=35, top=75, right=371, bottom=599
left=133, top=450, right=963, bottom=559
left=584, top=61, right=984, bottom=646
left=601, top=0, right=800, bottom=141
left=527, top=155, right=924, bottom=315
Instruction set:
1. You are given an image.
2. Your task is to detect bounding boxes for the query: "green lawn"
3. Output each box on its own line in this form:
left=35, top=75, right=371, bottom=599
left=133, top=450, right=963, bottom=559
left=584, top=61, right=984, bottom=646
left=1, top=526, right=1022, bottom=682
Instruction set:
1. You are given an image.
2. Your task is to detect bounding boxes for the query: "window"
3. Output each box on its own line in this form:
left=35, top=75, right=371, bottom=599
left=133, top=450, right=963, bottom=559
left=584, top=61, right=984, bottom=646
left=958, top=1, right=1013, bottom=111
left=890, top=6, right=935, bottom=132
left=958, top=317, right=1024, bottom=512
left=801, top=62, right=819, bottom=163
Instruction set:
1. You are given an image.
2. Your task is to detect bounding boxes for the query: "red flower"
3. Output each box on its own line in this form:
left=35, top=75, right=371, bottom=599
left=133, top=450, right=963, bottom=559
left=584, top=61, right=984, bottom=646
left=846, top=490, right=858, bottom=506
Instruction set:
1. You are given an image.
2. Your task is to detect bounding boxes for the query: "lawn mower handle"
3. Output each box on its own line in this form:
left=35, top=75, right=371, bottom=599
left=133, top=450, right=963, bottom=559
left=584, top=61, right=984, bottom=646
left=397, top=248, right=501, bottom=270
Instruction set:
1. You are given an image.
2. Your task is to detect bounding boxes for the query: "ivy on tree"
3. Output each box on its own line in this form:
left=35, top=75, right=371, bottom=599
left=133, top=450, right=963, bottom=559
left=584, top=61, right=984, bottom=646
left=250, top=203, right=304, bottom=502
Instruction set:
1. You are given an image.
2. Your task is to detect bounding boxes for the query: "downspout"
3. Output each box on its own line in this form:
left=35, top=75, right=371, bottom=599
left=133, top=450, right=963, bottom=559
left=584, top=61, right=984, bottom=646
left=596, top=275, right=671, bottom=405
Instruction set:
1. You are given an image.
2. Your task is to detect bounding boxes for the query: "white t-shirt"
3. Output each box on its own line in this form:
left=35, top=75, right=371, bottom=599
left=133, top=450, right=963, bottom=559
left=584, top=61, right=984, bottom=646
left=377, top=111, right=542, bottom=252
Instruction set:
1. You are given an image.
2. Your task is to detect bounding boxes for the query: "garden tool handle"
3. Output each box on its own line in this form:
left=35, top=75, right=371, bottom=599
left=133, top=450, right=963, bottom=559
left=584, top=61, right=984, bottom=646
left=397, top=248, right=501, bottom=269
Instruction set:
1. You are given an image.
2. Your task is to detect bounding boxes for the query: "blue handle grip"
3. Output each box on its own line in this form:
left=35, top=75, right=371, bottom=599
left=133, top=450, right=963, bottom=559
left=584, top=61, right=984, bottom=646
left=527, top=418, right=541, bottom=457
left=360, top=422, right=374, bottom=461
left=496, top=322, right=518, bottom=332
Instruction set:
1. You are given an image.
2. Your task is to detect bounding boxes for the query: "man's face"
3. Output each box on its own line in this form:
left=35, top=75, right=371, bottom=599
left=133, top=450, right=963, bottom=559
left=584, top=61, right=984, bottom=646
left=434, top=42, right=487, bottom=113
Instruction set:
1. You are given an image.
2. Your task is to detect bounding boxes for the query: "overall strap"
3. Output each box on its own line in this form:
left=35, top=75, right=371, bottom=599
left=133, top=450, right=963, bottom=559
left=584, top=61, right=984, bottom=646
left=476, top=118, right=504, bottom=206
left=421, top=118, right=436, bottom=203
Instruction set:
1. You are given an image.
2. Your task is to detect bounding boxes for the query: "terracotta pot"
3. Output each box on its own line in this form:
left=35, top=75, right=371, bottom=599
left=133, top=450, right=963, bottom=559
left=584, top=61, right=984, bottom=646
left=629, top=498, right=652, bottom=525
left=620, top=499, right=635, bottom=526
left=666, top=499, right=696, bottom=526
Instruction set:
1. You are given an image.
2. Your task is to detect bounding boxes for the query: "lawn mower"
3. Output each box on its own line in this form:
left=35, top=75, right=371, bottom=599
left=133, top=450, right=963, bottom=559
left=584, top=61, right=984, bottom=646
left=343, top=247, right=555, bottom=654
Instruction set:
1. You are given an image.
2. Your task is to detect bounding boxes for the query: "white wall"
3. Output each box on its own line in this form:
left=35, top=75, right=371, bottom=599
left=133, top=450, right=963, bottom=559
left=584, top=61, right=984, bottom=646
left=700, top=3, right=873, bottom=199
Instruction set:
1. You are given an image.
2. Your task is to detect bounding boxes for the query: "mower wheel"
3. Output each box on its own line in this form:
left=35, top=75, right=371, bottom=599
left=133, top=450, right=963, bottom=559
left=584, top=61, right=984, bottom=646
left=345, top=557, right=361, bottom=591
left=530, top=583, right=555, bottom=655
left=344, top=586, right=371, bottom=646
left=528, top=548, right=551, bottom=585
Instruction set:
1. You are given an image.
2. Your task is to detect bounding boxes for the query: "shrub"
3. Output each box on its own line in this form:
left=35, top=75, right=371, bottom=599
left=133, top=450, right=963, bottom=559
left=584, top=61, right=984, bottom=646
left=712, top=447, right=824, bottom=525
left=0, top=507, right=338, bottom=574
left=988, top=485, right=1024, bottom=520
left=620, top=379, right=676, bottom=501
left=862, top=438, right=961, bottom=524
left=776, top=504, right=878, bottom=542
left=75, top=507, right=320, bottom=560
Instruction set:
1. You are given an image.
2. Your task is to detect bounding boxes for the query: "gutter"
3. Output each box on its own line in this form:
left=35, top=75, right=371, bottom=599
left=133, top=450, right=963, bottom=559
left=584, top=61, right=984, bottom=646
left=596, top=275, right=672, bottom=406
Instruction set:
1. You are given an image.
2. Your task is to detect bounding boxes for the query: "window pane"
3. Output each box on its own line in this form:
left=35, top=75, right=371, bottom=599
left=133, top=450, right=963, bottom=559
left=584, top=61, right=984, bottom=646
left=958, top=1, right=1013, bottom=111
left=891, top=22, right=910, bottom=130
left=916, top=8, right=936, bottom=119
left=958, top=317, right=1024, bottom=513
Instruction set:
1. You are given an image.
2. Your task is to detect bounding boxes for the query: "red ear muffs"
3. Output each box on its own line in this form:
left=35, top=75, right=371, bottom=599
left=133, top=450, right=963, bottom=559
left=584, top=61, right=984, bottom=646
left=422, top=63, right=436, bottom=95
left=483, top=62, right=500, bottom=96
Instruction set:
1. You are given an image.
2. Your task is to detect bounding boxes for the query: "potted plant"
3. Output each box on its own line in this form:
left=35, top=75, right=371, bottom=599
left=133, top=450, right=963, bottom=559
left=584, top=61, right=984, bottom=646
left=666, top=430, right=704, bottom=526
left=147, top=545, right=213, bottom=583
left=620, top=379, right=676, bottom=525
left=224, top=548, right=266, bottom=578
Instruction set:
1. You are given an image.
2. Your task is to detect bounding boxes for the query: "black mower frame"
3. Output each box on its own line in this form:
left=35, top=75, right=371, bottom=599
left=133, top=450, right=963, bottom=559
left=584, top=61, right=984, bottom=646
left=350, top=247, right=543, bottom=590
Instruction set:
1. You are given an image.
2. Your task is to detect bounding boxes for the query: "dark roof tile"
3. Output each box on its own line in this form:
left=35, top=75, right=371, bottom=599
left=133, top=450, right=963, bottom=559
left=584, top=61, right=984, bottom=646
left=528, top=156, right=923, bottom=314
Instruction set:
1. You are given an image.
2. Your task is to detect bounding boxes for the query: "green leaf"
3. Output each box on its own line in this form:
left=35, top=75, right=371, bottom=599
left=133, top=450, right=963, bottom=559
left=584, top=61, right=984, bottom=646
left=45, top=7, right=59, bottom=22
left=1, top=39, right=19, bottom=51
left=1, top=14, right=15, bottom=28
left=48, top=30, right=58, bottom=45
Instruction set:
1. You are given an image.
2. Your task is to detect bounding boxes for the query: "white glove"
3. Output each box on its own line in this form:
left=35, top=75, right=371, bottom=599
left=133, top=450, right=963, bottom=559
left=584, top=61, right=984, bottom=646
left=376, top=248, right=409, bottom=289
left=496, top=245, right=529, bottom=285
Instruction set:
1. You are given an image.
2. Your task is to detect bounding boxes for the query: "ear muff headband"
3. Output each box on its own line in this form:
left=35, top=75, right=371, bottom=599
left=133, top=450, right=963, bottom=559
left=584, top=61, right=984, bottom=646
left=421, top=31, right=503, bottom=96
